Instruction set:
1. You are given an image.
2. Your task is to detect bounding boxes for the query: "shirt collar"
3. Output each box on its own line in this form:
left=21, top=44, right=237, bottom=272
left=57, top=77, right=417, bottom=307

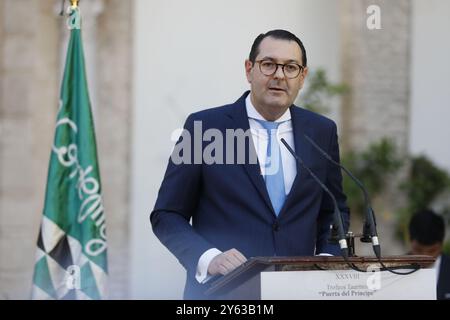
left=434, top=255, right=442, bottom=269
left=246, top=93, right=291, bottom=122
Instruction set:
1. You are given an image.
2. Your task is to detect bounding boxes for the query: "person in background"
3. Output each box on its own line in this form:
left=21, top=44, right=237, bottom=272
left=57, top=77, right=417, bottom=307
left=409, top=209, right=450, bottom=300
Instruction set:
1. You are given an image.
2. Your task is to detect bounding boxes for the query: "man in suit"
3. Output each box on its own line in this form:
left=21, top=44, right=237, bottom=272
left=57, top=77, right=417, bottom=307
left=409, top=209, right=450, bottom=300
left=150, top=29, right=350, bottom=299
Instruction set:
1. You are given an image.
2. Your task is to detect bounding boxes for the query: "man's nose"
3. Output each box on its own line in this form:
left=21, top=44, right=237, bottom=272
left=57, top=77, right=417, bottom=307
left=273, top=65, right=286, bottom=79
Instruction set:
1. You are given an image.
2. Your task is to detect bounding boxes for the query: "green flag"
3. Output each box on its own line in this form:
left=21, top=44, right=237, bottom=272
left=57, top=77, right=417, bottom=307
left=32, top=6, right=107, bottom=300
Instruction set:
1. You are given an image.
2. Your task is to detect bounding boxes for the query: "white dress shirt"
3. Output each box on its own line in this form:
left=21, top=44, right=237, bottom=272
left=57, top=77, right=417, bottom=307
left=434, top=255, right=441, bottom=282
left=195, top=94, right=297, bottom=283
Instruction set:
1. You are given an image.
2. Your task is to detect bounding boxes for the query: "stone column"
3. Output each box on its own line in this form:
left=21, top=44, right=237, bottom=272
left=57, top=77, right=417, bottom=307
left=0, top=0, right=59, bottom=299
left=339, top=0, right=412, bottom=254
left=340, top=0, right=412, bottom=153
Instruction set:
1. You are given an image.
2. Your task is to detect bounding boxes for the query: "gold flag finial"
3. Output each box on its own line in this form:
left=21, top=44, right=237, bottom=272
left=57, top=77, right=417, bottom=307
left=70, top=0, right=79, bottom=8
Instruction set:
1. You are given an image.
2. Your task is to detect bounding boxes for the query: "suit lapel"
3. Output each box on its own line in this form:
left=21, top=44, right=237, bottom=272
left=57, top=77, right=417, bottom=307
left=227, top=92, right=275, bottom=214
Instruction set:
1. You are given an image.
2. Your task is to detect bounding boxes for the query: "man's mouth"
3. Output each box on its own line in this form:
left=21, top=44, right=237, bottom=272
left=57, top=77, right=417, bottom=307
left=268, top=87, right=286, bottom=92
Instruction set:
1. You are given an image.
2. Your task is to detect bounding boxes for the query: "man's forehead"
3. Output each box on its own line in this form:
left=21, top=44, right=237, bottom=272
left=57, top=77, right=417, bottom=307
left=257, top=37, right=302, bottom=63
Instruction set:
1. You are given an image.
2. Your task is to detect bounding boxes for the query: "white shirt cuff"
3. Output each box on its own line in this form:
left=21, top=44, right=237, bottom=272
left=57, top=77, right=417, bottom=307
left=195, top=248, right=222, bottom=284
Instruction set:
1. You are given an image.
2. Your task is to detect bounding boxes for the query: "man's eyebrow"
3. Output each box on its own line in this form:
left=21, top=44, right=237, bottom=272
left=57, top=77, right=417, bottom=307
left=260, top=56, right=301, bottom=64
left=259, top=56, right=275, bottom=61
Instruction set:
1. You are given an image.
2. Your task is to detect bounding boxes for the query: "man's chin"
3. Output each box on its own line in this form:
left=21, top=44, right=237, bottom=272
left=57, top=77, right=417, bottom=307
left=264, top=96, right=290, bottom=110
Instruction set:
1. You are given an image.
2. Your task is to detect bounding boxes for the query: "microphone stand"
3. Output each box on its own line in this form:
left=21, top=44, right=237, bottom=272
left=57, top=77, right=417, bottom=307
left=303, top=134, right=420, bottom=275
left=280, top=139, right=349, bottom=260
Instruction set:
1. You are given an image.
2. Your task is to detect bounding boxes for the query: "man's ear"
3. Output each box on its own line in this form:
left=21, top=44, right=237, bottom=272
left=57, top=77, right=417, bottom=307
left=245, top=60, right=253, bottom=83
left=302, top=66, right=309, bottom=79
left=298, top=66, right=309, bottom=90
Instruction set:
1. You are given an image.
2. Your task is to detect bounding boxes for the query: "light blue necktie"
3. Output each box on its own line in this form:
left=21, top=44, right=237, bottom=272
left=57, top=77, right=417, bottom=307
left=256, top=119, right=286, bottom=216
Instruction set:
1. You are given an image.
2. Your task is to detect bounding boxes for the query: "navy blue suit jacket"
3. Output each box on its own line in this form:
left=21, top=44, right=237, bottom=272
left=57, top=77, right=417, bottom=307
left=151, top=91, right=350, bottom=299
left=438, top=254, right=450, bottom=300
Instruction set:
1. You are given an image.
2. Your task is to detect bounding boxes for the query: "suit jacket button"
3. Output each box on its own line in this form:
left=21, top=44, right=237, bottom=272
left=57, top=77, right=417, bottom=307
left=272, top=222, right=279, bottom=232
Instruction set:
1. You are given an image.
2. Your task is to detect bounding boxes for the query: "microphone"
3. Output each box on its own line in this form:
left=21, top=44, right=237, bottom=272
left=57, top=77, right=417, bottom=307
left=303, top=134, right=381, bottom=260
left=280, top=138, right=349, bottom=259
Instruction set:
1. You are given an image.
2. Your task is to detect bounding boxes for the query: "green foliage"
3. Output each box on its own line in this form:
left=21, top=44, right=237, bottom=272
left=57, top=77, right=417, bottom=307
left=298, top=68, right=349, bottom=114
left=401, top=155, right=450, bottom=213
left=443, top=240, right=450, bottom=255
left=396, top=155, right=450, bottom=243
left=297, top=68, right=450, bottom=249
left=341, top=143, right=450, bottom=247
left=341, top=138, right=403, bottom=216
left=298, top=68, right=402, bottom=217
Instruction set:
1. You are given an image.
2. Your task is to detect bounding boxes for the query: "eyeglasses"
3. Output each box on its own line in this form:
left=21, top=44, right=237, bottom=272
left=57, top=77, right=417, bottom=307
left=255, top=59, right=304, bottom=79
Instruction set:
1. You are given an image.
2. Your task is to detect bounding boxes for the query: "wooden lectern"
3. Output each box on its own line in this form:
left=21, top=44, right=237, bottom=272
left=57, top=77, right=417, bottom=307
left=205, top=256, right=435, bottom=300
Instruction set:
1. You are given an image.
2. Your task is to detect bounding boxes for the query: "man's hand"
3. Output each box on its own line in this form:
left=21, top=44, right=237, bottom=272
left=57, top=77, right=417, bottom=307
left=207, top=248, right=247, bottom=276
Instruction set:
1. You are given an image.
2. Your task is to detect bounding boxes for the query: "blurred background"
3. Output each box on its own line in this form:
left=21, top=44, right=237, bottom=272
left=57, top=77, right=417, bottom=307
left=1, top=0, right=449, bottom=299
